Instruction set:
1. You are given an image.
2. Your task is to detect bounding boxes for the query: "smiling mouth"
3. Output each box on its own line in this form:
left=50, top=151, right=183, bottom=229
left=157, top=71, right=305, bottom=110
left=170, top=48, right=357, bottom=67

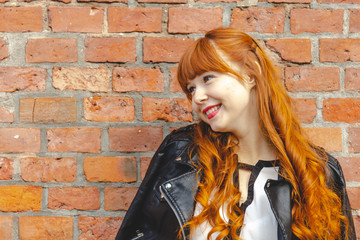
left=203, top=104, right=221, bottom=119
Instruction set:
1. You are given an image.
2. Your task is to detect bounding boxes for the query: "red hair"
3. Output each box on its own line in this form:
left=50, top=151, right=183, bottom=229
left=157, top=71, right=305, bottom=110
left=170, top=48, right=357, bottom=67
left=177, top=28, right=348, bottom=240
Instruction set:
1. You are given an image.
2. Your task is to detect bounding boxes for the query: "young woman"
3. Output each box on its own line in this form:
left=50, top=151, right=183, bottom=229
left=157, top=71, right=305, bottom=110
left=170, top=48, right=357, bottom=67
left=115, top=28, right=356, bottom=240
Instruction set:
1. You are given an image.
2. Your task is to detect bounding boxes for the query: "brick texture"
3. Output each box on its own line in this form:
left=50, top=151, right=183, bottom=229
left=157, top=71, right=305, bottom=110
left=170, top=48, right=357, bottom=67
left=230, top=7, right=285, bottom=33
left=345, top=68, right=360, bottom=91
left=323, top=98, right=360, bottom=123
left=338, top=157, right=360, bottom=182
left=0, top=157, right=13, bottom=180
left=0, top=67, right=46, bottom=92
left=347, top=187, right=360, bottom=209
left=169, top=66, right=182, bottom=92
left=0, top=106, right=14, bottom=123
left=318, top=0, right=360, bottom=3
left=319, top=39, right=360, bottom=62
left=49, top=6, right=104, bottom=33
left=0, top=185, right=42, bottom=211
left=266, top=39, right=312, bottom=63
left=0, top=128, right=40, bottom=153
left=83, top=157, right=137, bottom=182
left=48, top=187, right=99, bottom=210
left=303, top=127, right=342, bottom=152
left=108, top=7, right=162, bottom=33
left=268, top=0, right=310, bottom=3
left=168, top=8, right=222, bottom=33
left=0, top=216, right=12, bottom=240
left=292, top=98, right=317, bottom=123
left=0, top=7, right=42, bottom=32
left=141, top=157, right=151, bottom=180
left=78, top=216, right=123, bottom=240
left=0, top=38, right=9, bottom=61
left=104, top=187, right=137, bottom=210
left=350, top=9, right=360, bottom=33
left=349, top=128, right=360, bottom=153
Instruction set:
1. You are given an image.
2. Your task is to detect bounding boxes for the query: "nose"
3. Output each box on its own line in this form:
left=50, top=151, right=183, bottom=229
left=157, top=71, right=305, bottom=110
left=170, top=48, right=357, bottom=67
left=192, top=87, right=208, bottom=105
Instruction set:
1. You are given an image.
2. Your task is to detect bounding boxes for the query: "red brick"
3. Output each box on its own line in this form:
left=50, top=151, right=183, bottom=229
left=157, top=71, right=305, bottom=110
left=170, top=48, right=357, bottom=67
left=268, top=0, right=310, bottom=3
left=85, top=37, right=136, bottom=63
left=0, top=38, right=9, bottom=61
left=20, top=97, right=76, bottom=123
left=292, top=98, right=317, bottom=123
left=350, top=9, right=360, bottom=33
left=79, top=0, right=125, bottom=2
left=47, top=127, right=101, bottom=153
left=113, top=67, right=164, bottom=92
left=0, top=128, right=40, bottom=153
left=354, top=216, right=360, bottom=240
left=49, top=7, right=103, bottom=33
left=303, top=127, right=342, bottom=152
left=0, top=157, right=13, bottom=180
left=84, top=157, right=137, bottom=182
left=0, top=106, right=13, bottom=123
left=318, top=0, right=360, bottom=3
left=52, top=67, right=109, bottom=92
left=141, top=157, right=151, bottom=180
left=0, top=0, right=9, bottom=2
left=168, top=8, right=222, bottom=34
left=143, top=97, right=193, bottom=122
left=143, top=37, right=194, bottom=63
left=48, top=187, right=99, bottom=210
left=266, top=39, right=311, bottom=63
left=197, top=0, right=241, bottom=2
left=138, top=0, right=185, bottom=2
left=26, top=38, right=77, bottom=63
left=109, top=127, right=163, bottom=152
left=78, top=216, right=123, bottom=240
left=0, top=216, right=11, bottom=240
left=104, top=187, right=137, bottom=210
left=290, top=9, right=343, bottom=34
left=349, top=128, right=360, bottom=153
left=169, top=66, right=182, bottom=92
left=231, top=7, right=285, bottom=33
left=0, top=186, right=41, bottom=211
left=21, top=157, right=76, bottom=182
left=0, top=67, right=46, bottom=92
left=108, top=7, right=161, bottom=33
left=323, top=98, right=360, bottom=123
left=345, top=68, right=360, bottom=91
left=337, top=157, right=360, bottom=182
left=284, top=67, right=340, bottom=92
left=19, top=217, right=73, bottom=240
left=347, top=187, right=360, bottom=209
left=0, top=7, right=42, bottom=32
left=319, top=39, right=360, bottom=63
left=84, top=97, right=134, bottom=122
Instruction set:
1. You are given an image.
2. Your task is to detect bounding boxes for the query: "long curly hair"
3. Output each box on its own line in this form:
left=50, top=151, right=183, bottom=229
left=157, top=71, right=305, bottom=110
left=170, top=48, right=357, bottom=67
left=177, top=28, right=348, bottom=240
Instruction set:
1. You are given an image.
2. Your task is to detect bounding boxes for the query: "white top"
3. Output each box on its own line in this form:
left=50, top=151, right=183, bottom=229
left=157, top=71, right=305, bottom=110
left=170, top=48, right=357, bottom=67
left=190, top=161, right=279, bottom=240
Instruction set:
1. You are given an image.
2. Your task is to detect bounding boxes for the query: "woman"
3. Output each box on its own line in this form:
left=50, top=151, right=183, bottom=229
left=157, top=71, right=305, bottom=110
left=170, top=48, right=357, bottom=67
left=115, top=28, right=356, bottom=240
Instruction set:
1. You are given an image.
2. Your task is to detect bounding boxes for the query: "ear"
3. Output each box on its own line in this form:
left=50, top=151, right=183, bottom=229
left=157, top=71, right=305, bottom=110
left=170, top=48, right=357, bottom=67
left=248, top=77, right=256, bottom=89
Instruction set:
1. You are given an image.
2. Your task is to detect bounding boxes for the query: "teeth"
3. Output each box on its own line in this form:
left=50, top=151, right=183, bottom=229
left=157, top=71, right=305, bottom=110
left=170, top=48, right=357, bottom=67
left=205, top=105, right=220, bottom=116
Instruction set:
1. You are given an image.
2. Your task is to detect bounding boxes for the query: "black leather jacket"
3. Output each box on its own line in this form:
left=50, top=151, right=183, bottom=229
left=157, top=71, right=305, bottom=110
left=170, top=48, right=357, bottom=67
left=115, top=125, right=356, bottom=240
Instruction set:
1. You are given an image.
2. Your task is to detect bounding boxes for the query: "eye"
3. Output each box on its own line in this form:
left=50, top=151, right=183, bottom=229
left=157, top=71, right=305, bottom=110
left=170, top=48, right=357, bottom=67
left=203, top=74, right=215, bottom=82
left=187, top=86, right=195, bottom=94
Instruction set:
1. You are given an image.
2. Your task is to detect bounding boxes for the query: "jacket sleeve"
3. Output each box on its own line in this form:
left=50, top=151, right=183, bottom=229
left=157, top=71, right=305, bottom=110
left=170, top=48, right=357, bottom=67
left=326, top=153, right=356, bottom=240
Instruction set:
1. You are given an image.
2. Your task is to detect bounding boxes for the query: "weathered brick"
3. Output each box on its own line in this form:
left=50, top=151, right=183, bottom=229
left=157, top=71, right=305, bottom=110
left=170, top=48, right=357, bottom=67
left=52, top=67, right=109, bottom=92
left=0, top=216, right=11, bottom=240
left=337, top=157, right=360, bottom=182
left=323, top=98, right=360, bottom=123
left=319, top=39, right=360, bottom=63
left=84, top=157, right=137, bottom=182
left=168, top=8, right=222, bottom=33
left=84, top=97, right=134, bottom=122
left=104, top=187, right=137, bottom=211
left=78, top=216, right=123, bottom=240
left=0, top=157, right=13, bottom=180
left=138, top=0, right=185, bottom=3
left=0, top=67, right=46, bottom=92
left=197, top=0, right=242, bottom=2
left=85, top=38, right=136, bottom=62
left=19, top=217, right=73, bottom=240
left=143, top=97, right=193, bottom=122
left=108, top=7, right=162, bottom=33
left=0, top=0, right=9, bottom=3
left=347, top=187, right=360, bottom=209
left=20, top=97, right=76, bottom=123
left=0, top=7, right=42, bottom=32
left=268, top=0, right=310, bottom=3
left=141, top=157, right=151, bottom=180
left=79, top=0, right=125, bottom=2
left=47, top=128, right=101, bottom=153
left=143, top=37, right=194, bottom=63
left=48, top=187, right=99, bottom=210
left=0, top=128, right=40, bottom=153
left=284, top=67, right=340, bottom=92
left=345, top=68, right=360, bottom=91
left=109, top=127, right=163, bottom=152
left=354, top=216, right=360, bottom=240
left=303, top=127, right=342, bottom=152
left=21, top=157, right=76, bottom=182
left=0, top=106, right=13, bottom=123
left=49, top=6, right=104, bottom=33
left=318, top=0, right=360, bottom=3
left=292, top=98, right=317, bottom=123
left=230, top=7, right=285, bottom=33
left=169, top=66, right=182, bottom=92
left=349, top=128, right=360, bottom=153
left=350, top=9, right=360, bottom=33
left=0, top=186, right=41, bottom=211
left=266, top=39, right=312, bottom=63
left=113, top=67, right=164, bottom=92
left=26, top=38, right=77, bottom=63
left=0, top=38, right=9, bottom=61
left=290, top=9, right=343, bottom=34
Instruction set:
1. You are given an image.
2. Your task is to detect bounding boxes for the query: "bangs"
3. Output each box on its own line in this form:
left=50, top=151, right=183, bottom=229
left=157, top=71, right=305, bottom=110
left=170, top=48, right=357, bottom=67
left=177, top=38, right=234, bottom=98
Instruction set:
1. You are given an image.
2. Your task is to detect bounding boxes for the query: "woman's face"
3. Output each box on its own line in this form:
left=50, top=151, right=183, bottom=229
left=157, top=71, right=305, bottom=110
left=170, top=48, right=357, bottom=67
left=186, top=71, right=256, bottom=136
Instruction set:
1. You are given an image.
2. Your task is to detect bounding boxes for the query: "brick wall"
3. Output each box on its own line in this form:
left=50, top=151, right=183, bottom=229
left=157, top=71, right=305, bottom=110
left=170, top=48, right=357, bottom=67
left=0, top=0, right=359, bottom=238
